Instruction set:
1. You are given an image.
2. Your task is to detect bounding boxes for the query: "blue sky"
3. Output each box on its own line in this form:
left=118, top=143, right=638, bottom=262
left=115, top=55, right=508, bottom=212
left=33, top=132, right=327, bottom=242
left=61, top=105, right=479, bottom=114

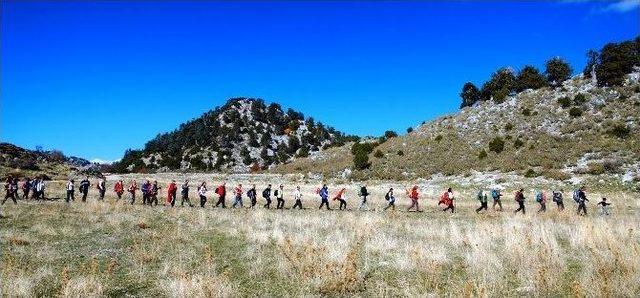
left=1, top=1, right=638, bottom=162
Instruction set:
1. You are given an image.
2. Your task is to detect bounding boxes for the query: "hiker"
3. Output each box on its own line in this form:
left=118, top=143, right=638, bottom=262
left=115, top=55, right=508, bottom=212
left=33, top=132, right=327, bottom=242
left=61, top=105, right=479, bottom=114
left=167, top=180, right=178, bottom=207
left=97, top=177, right=106, bottom=200
left=514, top=188, right=526, bottom=214
left=576, top=187, right=589, bottom=216
left=2, top=177, right=17, bottom=205
left=334, top=188, right=347, bottom=210
left=128, top=180, right=138, bottom=205
left=181, top=180, right=193, bottom=207
left=475, top=190, right=488, bottom=213
left=79, top=177, right=90, bottom=202
left=149, top=181, right=160, bottom=206
left=232, top=183, right=243, bottom=208
left=21, top=177, right=31, bottom=200
left=384, top=188, right=395, bottom=211
left=441, top=188, right=455, bottom=213
left=35, top=178, right=46, bottom=200
left=114, top=180, right=124, bottom=200
left=407, top=186, right=421, bottom=212
left=198, top=182, right=208, bottom=208
left=292, top=186, right=303, bottom=209
left=65, top=179, right=75, bottom=203
left=535, top=190, right=547, bottom=213
left=141, top=180, right=151, bottom=205
left=491, top=188, right=503, bottom=211
left=359, top=185, right=370, bottom=210
left=318, top=184, right=330, bottom=210
left=276, top=184, right=285, bottom=209
left=262, top=184, right=272, bottom=208
left=597, top=198, right=611, bottom=215
left=215, top=182, right=226, bottom=208
left=552, top=190, right=564, bottom=211
left=247, top=184, right=257, bottom=208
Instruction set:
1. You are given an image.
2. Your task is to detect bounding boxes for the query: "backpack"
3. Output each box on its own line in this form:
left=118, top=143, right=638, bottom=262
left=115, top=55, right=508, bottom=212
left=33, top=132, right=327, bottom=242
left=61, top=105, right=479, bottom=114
left=535, top=191, right=543, bottom=202
left=477, top=191, right=484, bottom=201
left=572, top=189, right=581, bottom=203
left=385, top=192, right=390, bottom=201
left=491, top=189, right=499, bottom=199
left=262, top=189, right=270, bottom=198
left=274, top=189, right=279, bottom=197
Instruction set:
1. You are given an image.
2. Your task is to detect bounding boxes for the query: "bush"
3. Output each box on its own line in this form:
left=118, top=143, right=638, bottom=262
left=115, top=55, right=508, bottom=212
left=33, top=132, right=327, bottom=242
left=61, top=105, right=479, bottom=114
left=569, top=107, right=583, bottom=118
left=434, top=135, right=443, bottom=142
left=573, top=93, right=587, bottom=105
left=480, top=68, right=517, bottom=103
left=478, top=149, right=487, bottom=159
left=557, top=96, right=571, bottom=108
left=545, top=57, right=572, bottom=86
left=351, top=142, right=377, bottom=156
left=595, top=37, right=640, bottom=87
left=397, top=150, right=404, bottom=156
left=541, top=170, right=570, bottom=181
left=374, top=150, right=384, bottom=158
left=521, top=108, right=531, bottom=116
left=353, top=151, right=370, bottom=170
left=406, top=127, right=414, bottom=133
left=504, top=123, right=514, bottom=131
left=516, top=65, right=548, bottom=92
left=586, top=162, right=605, bottom=175
left=488, top=137, right=505, bottom=154
left=607, top=123, right=630, bottom=138
left=513, top=138, right=524, bottom=149
left=524, top=169, right=538, bottom=178
left=460, top=82, right=481, bottom=108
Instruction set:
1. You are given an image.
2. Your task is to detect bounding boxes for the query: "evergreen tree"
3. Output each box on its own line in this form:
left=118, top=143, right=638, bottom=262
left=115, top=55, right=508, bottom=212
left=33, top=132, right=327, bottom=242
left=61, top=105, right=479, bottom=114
left=545, top=57, right=572, bottom=86
left=460, top=82, right=480, bottom=108
left=595, top=38, right=640, bottom=87
left=516, top=65, right=548, bottom=92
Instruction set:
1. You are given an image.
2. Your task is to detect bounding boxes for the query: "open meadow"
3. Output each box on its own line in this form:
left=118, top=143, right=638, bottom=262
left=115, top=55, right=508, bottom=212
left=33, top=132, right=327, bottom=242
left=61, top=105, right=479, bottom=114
left=2, top=173, right=639, bottom=297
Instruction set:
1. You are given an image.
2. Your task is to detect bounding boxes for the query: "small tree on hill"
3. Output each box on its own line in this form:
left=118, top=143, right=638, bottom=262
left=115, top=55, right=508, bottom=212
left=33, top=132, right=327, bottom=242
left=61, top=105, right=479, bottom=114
left=460, top=82, right=480, bottom=108
left=545, top=57, right=572, bottom=86
left=516, top=65, right=548, bottom=92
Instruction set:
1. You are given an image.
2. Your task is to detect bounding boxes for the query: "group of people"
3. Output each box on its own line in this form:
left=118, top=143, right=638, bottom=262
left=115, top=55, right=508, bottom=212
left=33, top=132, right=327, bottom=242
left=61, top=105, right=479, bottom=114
left=3, top=176, right=613, bottom=215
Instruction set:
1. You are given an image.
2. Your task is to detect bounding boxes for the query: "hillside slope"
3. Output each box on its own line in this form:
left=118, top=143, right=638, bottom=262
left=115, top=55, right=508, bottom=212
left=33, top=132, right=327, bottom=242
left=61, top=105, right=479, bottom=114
left=112, top=98, right=353, bottom=173
left=274, top=72, right=640, bottom=181
left=0, top=143, right=102, bottom=179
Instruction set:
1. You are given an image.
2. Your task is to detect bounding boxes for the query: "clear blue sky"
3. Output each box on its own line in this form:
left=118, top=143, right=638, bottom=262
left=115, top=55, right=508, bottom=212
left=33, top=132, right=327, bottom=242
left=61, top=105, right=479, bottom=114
left=1, top=1, right=638, bottom=162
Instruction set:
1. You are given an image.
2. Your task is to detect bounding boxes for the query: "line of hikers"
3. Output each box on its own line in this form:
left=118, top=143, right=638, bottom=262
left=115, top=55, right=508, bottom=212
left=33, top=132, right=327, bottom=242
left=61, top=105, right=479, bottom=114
left=3, top=176, right=612, bottom=215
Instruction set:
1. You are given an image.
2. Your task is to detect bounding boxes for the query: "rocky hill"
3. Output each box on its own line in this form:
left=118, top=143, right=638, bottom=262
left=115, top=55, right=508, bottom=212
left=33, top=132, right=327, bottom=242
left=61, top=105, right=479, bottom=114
left=0, top=143, right=102, bottom=180
left=273, top=71, right=640, bottom=182
left=111, top=98, right=354, bottom=173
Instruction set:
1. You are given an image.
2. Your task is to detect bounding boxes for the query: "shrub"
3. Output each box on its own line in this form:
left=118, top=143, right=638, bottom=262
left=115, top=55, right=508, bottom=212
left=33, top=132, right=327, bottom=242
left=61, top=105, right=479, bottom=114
left=521, top=108, right=531, bottom=116
left=557, top=96, right=571, bottom=108
left=545, top=57, right=572, bottom=86
left=569, top=107, right=583, bottom=118
left=478, top=149, right=487, bottom=159
left=594, top=38, right=640, bottom=87
left=373, top=150, right=384, bottom=158
left=353, top=152, right=370, bottom=170
left=513, top=138, right=524, bottom=149
left=384, top=130, right=398, bottom=139
left=524, top=169, right=538, bottom=178
left=541, top=170, right=570, bottom=181
left=460, top=82, right=481, bottom=108
left=573, top=93, right=587, bottom=105
left=488, top=137, right=505, bottom=153
left=586, top=162, right=605, bottom=175
left=607, top=123, right=630, bottom=138
left=351, top=142, right=377, bottom=155
left=504, top=123, right=514, bottom=131
left=397, top=150, right=404, bottom=156
left=516, top=65, right=548, bottom=92
left=434, top=135, right=443, bottom=142
left=406, top=127, right=414, bottom=133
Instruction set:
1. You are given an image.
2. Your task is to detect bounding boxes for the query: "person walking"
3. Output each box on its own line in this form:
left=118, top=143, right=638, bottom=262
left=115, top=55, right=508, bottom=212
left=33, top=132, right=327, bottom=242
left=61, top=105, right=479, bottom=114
left=167, top=180, right=178, bottom=207
left=292, top=186, right=303, bottom=209
left=597, top=197, right=611, bottom=215
left=2, top=177, right=17, bottom=205
left=552, top=190, right=565, bottom=211
left=181, top=180, right=193, bottom=207
left=407, top=186, right=421, bottom=212
left=215, top=182, right=227, bottom=208
left=358, top=185, right=370, bottom=210
left=198, top=182, right=208, bottom=208
left=514, top=188, right=526, bottom=214
left=21, top=177, right=32, bottom=200
left=79, top=177, right=90, bottom=202
left=65, top=179, right=75, bottom=203
left=247, top=184, right=257, bottom=208
left=262, top=184, right=272, bottom=209
left=334, top=188, right=347, bottom=210
left=232, top=183, right=243, bottom=208
left=475, top=190, right=488, bottom=213
left=318, top=184, right=330, bottom=210
left=97, top=177, right=106, bottom=201
left=149, top=181, right=160, bottom=206
left=384, top=188, right=395, bottom=211
left=535, top=190, right=547, bottom=213
left=141, top=180, right=151, bottom=205
left=35, top=178, right=46, bottom=200
left=576, top=186, right=589, bottom=216
left=491, top=188, right=503, bottom=211
left=114, top=180, right=125, bottom=200
left=128, top=180, right=138, bottom=205
left=276, top=184, right=285, bottom=209
left=441, top=188, right=455, bottom=213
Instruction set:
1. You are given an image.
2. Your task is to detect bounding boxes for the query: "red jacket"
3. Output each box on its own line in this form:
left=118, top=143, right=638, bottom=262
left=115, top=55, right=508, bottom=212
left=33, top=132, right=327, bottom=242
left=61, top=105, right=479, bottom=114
left=114, top=181, right=124, bottom=193
left=167, top=182, right=177, bottom=203
left=439, top=192, right=451, bottom=205
left=407, top=187, right=419, bottom=201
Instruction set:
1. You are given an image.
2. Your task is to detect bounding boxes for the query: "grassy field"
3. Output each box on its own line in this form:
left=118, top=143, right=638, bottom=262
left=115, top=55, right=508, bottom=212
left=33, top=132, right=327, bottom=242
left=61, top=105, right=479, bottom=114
left=2, top=174, right=639, bottom=297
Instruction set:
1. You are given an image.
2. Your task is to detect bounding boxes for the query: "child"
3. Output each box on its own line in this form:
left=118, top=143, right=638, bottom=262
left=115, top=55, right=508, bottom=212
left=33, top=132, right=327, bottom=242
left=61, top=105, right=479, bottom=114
left=597, top=198, right=611, bottom=215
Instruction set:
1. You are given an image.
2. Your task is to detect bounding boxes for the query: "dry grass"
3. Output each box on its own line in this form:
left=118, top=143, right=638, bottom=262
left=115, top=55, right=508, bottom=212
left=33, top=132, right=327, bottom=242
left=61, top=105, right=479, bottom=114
left=1, top=173, right=639, bottom=297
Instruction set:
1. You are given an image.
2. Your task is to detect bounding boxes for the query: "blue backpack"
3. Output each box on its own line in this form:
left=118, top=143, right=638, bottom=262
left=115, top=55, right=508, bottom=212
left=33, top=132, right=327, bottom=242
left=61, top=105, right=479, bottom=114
left=573, top=189, right=581, bottom=203
left=491, top=189, right=499, bottom=199
left=535, top=191, right=543, bottom=202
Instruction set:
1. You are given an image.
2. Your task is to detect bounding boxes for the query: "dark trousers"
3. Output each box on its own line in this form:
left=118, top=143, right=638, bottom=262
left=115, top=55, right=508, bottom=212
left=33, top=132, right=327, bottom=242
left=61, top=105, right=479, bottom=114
left=181, top=192, right=192, bottom=207
left=515, top=201, right=525, bottom=214
left=577, top=202, right=587, bottom=215
left=442, top=203, right=454, bottom=213
left=492, top=199, right=503, bottom=211
left=66, top=190, right=75, bottom=202
left=250, top=196, right=257, bottom=208
left=556, top=201, right=564, bottom=211
left=384, top=199, right=395, bottom=210
left=476, top=201, right=488, bottom=213
left=81, top=190, right=88, bottom=202
left=200, top=195, right=207, bottom=207
left=149, top=194, right=158, bottom=206
left=319, top=198, right=330, bottom=210
left=169, top=192, right=176, bottom=207
left=23, top=189, right=30, bottom=200
left=263, top=196, right=271, bottom=208
left=293, top=199, right=302, bottom=209
left=215, top=196, right=226, bottom=208
left=538, top=202, right=546, bottom=213
left=408, top=200, right=420, bottom=211
left=99, top=189, right=105, bottom=200
left=277, top=198, right=285, bottom=209
left=116, top=192, right=123, bottom=200
left=2, top=192, right=17, bottom=205
left=338, top=199, right=347, bottom=210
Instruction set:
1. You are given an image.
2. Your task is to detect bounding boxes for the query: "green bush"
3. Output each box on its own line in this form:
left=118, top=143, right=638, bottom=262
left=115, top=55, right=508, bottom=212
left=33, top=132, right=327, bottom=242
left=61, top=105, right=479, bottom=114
left=557, top=96, right=571, bottom=108
left=478, top=149, right=487, bottom=159
left=353, top=151, right=370, bottom=170
left=397, top=150, right=404, bottom=156
left=505, top=123, right=514, bottom=131
left=521, top=108, right=531, bottom=116
left=374, top=150, right=384, bottom=158
left=513, top=138, right=524, bottom=149
left=569, top=107, right=583, bottom=118
left=407, top=127, right=414, bottom=133
left=573, top=93, right=587, bottom=105
left=434, top=135, right=443, bottom=142
left=524, top=169, right=538, bottom=178
left=488, top=137, right=505, bottom=153
left=607, top=123, right=630, bottom=138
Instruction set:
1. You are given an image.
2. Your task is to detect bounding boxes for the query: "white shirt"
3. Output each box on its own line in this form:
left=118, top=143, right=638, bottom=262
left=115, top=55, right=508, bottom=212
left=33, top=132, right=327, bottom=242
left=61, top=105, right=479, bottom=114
left=294, top=189, right=302, bottom=200
left=448, top=192, right=454, bottom=200
left=67, top=182, right=74, bottom=191
left=198, top=186, right=207, bottom=196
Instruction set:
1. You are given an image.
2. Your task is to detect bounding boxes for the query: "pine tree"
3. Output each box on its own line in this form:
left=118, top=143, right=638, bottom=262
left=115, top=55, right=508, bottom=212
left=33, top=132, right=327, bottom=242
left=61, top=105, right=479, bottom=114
left=460, top=82, right=480, bottom=108
left=545, top=57, right=572, bottom=86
